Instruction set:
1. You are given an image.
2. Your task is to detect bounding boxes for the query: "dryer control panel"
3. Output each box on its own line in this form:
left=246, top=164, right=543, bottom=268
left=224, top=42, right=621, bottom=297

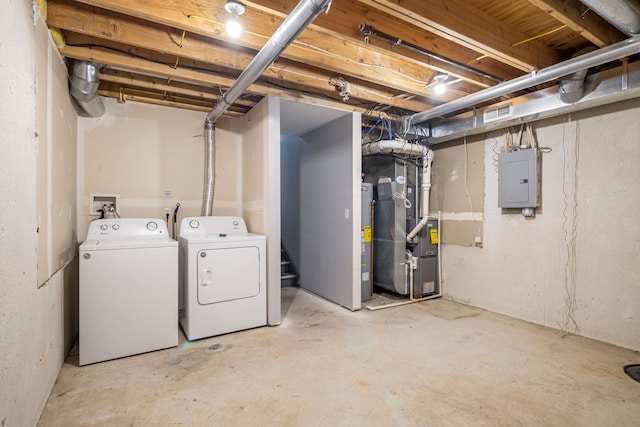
left=86, top=218, right=168, bottom=239
left=180, top=216, right=248, bottom=237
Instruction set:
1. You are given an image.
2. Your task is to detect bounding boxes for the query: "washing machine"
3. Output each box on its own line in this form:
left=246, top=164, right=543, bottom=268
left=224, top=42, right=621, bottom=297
left=79, top=218, right=178, bottom=365
left=179, top=216, right=266, bottom=341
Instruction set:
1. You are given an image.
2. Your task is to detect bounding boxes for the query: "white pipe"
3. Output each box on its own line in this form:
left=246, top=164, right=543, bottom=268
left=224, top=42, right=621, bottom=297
left=407, top=36, right=640, bottom=125
left=406, top=149, right=434, bottom=242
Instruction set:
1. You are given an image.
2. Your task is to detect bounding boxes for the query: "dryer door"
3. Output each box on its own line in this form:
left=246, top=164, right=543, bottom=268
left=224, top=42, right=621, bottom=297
left=197, top=246, right=261, bottom=305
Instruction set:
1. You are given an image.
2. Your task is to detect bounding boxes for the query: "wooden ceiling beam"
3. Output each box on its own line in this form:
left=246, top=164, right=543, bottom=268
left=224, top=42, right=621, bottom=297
left=526, top=0, right=625, bottom=47
left=356, top=0, right=561, bottom=72
left=49, top=0, right=434, bottom=111
left=245, top=0, right=523, bottom=82
left=97, top=88, right=241, bottom=114
left=67, top=0, right=441, bottom=96
left=99, top=70, right=257, bottom=106
left=61, top=45, right=375, bottom=114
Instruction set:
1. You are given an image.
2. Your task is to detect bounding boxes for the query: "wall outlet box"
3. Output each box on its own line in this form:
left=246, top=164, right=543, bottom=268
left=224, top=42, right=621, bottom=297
left=90, top=193, right=120, bottom=215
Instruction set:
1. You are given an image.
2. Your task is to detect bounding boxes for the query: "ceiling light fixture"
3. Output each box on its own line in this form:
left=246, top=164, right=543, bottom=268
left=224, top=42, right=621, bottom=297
left=224, top=0, right=246, bottom=38
left=433, top=73, right=449, bottom=95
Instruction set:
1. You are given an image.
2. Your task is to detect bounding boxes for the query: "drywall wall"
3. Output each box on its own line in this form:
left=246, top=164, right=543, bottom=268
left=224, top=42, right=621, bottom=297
left=0, top=4, right=78, bottom=425
left=78, top=99, right=242, bottom=239
left=297, top=114, right=362, bottom=310
left=431, top=136, right=484, bottom=246
left=242, top=95, right=281, bottom=325
left=440, top=98, right=640, bottom=351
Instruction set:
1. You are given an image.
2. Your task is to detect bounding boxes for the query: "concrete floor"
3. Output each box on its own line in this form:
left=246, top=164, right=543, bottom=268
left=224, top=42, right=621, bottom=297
left=39, top=287, right=640, bottom=426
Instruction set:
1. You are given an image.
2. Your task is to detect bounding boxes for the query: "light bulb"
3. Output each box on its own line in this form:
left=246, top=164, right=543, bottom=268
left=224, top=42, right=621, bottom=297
left=224, top=1, right=245, bottom=38
left=432, top=73, right=449, bottom=95
left=226, top=17, right=242, bottom=38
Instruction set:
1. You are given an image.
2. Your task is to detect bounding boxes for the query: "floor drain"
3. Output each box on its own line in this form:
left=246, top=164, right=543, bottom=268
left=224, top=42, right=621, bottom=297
left=623, top=364, right=640, bottom=383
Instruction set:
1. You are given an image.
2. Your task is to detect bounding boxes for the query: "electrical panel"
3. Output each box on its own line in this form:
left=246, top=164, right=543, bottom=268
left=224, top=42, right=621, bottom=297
left=498, top=149, right=538, bottom=208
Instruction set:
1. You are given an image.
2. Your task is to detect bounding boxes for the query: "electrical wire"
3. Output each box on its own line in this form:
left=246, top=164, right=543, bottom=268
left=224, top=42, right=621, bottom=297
left=560, top=115, right=579, bottom=336
left=491, top=135, right=500, bottom=173
left=393, top=191, right=412, bottom=208
left=463, top=135, right=482, bottom=236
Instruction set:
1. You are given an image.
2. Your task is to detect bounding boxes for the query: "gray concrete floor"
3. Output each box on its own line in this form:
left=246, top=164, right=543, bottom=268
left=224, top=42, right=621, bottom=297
left=39, top=287, right=640, bottom=426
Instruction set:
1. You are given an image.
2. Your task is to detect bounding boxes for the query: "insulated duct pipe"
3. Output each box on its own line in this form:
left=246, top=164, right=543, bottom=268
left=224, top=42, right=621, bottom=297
left=579, top=0, right=640, bottom=36
left=69, top=60, right=105, bottom=117
left=201, top=0, right=332, bottom=216
left=406, top=36, right=640, bottom=126
left=361, top=139, right=428, bottom=156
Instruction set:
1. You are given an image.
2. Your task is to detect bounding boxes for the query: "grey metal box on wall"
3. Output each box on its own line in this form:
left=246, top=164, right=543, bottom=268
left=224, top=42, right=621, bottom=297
left=498, top=148, right=538, bottom=208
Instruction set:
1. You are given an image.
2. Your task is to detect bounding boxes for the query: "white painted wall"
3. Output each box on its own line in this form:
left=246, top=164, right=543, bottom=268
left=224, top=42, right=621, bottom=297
left=440, top=99, right=640, bottom=351
left=78, top=98, right=242, bottom=240
left=242, top=95, right=281, bottom=325
left=0, top=3, right=78, bottom=425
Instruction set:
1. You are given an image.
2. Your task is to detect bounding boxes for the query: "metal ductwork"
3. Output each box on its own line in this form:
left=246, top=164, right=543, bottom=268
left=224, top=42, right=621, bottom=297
left=559, top=46, right=598, bottom=103
left=406, top=35, right=640, bottom=126
left=69, top=60, right=105, bottom=118
left=579, top=0, right=640, bottom=36
left=201, top=0, right=332, bottom=216
left=361, top=140, right=433, bottom=242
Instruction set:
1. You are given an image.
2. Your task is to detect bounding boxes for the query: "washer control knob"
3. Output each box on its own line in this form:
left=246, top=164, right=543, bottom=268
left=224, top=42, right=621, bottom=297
left=112, top=224, right=120, bottom=230
left=146, top=221, right=158, bottom=231
left=83, top=253, right=91, bottom=260
left=232, top=219, right=239, bottom=226
left=189, top=219, right=200, bottom=229
left=100, top=224, right=108, bottom=231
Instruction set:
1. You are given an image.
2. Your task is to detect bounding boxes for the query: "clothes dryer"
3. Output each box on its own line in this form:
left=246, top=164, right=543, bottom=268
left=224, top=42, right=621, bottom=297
left=79, top=218, right=178, bottom=365
left=179, top=216, right=266, bottom=341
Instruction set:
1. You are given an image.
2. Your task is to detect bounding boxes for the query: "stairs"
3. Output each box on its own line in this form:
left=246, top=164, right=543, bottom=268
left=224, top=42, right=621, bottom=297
left=281, top=248, right=298, bottom=287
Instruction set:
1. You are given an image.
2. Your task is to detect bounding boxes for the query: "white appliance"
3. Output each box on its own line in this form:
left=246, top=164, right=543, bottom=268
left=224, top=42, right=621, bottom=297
left=179, top=216, right=266, bottom=341
left=79, top=218, right=178, bottom=365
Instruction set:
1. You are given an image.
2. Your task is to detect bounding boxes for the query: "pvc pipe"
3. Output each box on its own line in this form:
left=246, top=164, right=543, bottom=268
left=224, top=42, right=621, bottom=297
left=407, top=35, right=640, bottom=125
left=406, top=149, right=433, bottom=242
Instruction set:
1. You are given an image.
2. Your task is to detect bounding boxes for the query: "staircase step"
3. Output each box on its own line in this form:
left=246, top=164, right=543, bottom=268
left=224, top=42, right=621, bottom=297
left=281, top=273, right=298, bottom=287
left=280, top=260, right=291, bottom=274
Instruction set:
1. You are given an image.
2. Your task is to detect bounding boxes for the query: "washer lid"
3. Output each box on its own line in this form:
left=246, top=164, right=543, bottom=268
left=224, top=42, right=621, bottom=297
left=81, top=237, right=177, bottom=251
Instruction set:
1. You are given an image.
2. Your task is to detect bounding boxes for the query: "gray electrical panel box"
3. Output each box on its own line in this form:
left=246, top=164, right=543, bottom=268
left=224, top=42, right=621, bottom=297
left=498, top=149, right=538, bottom=208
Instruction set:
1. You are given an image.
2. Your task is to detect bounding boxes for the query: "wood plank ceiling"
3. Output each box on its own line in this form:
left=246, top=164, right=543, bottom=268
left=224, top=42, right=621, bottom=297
left=45, top=0, right=626, bottom=118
